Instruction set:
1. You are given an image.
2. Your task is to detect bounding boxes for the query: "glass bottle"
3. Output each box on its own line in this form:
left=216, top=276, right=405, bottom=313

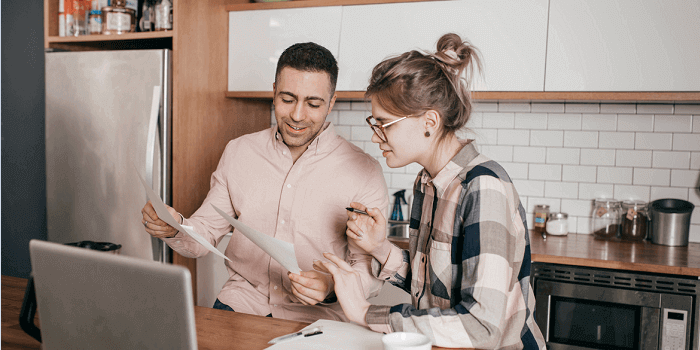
left=546, top=212, right=569, bottom=236
left=102, top=0, right=136, bottom=35
left=533, top=204, right=550, bottom=237
left=155, top=0, right=172, bottom=31
left=620, top=200, right=648, bottom=241
left=591, top=199, right=622, bottom=240
left=88, top=10, right=102, bottom=34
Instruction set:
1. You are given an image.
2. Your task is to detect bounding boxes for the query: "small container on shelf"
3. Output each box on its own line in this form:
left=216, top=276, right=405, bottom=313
left=154, top=0, right=172, bottom=31
left=88, top=10, right=102, bottom=34
left=533, top=204, right=550, bottom=237
left=620, top=200, right=648, bottom=241
left=591, top=198, right=622, bottom=240
left=102, top=0, right=136, bottom=35
left=546, top=212, right=569, bottom=236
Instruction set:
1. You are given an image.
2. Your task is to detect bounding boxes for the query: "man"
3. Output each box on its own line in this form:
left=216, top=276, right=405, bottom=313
left=141, top=42, right=388, bottom=323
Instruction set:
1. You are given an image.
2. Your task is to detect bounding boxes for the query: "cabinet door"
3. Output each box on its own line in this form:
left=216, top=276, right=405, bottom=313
left=337, top=0, right=549, bottom=92
left=545, top=0, right=700, bottom=91
left=228, top=7, right=342, bottom=91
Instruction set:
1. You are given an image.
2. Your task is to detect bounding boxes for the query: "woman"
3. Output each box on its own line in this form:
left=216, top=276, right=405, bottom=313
left=316, top=33, right=546, bottom=349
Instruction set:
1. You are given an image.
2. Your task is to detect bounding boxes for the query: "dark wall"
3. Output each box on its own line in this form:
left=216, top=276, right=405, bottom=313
left=1, top=1, right=48, bottom=278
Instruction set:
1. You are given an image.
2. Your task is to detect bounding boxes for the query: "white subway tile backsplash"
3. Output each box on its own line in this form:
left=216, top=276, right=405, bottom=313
left=334, top=125, right=352, bottom=140
left=636, top=104, right=673, bottom=114
left=498, top=102, right=531, bottom=113
left=548, top=114, right=582, bottom=130
left=633, top=168, right=671, bottom=186
left=513, top=179, right=545, bottom=197
left=529, top=164, right=562, bottom=181
left=600, top=103, right=636, bottom=114
left=597, top=167, right=633, bottom=184
left=670, top=169, right=700, bottom=187
left=531, top=130, right=564, bottom=147
left=482, top=113, right=515, bottom=128
left=349, top=140, right=365, bottom=150
left=351, top=101, right=371, bottom=111
left=653, top=115, right=693, bottom=133
left=364, top=142, right=383, bottom=157
left=565, top=103, right=600, bottom=114
left=500, top=162, right=529, bottom=180
left=351, top=125, right=374, bottom=141
left=635, top=133, right=672, bottom=150
left=326, top=110, right=340, bottom=125
left=562, top=199, right=595, bottom=217
left=566, top=217, right=578, bottom=234
left=497, top=129, right=530, bottom=146
left=582, top=114, right=617, bottom=131
left=480, top=145, right=513, bottom=162
left=650, top=187, right=688, bottom=201
left=673, top=134, right=700, bottom=151
left=513, top=146, right=547, bottom=164
left=333, top=101, right=352, bottom=110
left=598, top=132, right=635, bottom=149
left=577, top=218, right=592, bottom=234
left=564, top=131, right=598, bottom=148
left=473, top=102, right=499, bottom=112
left=616, top=150, right=652, bottom=167
left=466, top=112, right=483, bottom=128
left=580, top=149, right=616, bottom=166
left=618, top=114, right=654, bottom=132
left=694, top=116, right=700, bottom=133
left=578, top=183, right=614, bottom=200
left=545, top=182, right=579, bottom=199
left=471, top=129, right=498, bottom=145
left=691, top=153, right=700, bottom=170
left=674, top=104, right=700, bottom=115
left=514, top=113, right=547, bottom=130
left=563, top=165, right=597, bottom=183
left=690, top=225, right=700, bottom=242
left=546, top=148, right=580, bottom=165
left=652, top=151, right=691, bottom=169
left=527, top=197, right=562, bottom=213
left=338, top=110, right=368, bottom=126
left=405, top=162, right=424, bottom=174
left=391, top=173, right=417, bottom=189
left=531, top=103, right=565, bottom=113
left=614, top=185, right=650, bottom=201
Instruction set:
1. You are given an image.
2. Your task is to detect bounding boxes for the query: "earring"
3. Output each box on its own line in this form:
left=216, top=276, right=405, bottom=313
left=424, top=131, right=430, bottom=137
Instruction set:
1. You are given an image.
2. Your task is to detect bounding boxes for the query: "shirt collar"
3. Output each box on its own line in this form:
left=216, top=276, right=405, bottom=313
left=419, top=140, right=478, bottom=197
left=272, top=122, right=337, bottom=157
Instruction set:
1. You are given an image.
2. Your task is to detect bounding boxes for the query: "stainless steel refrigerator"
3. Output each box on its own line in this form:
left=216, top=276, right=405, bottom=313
left=45, top=49, right=172, bottom=262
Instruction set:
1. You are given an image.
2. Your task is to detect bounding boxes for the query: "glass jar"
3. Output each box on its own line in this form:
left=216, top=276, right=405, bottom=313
left=533, top=204, right=550, bottom=236
left=591, top=199, right=622, bottom=240
left=88, top=10, right=102, bottom=34
left=546, top=212, right=569, bottom=236
left=155, top=0, right=173, bottom=31
left=102, top=0, right=136, bottom=35
left=620, top=200, right=648, bottom=241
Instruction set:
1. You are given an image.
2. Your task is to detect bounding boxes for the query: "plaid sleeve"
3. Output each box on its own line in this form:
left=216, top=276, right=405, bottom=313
left=368, top=174, right=524, bottom=349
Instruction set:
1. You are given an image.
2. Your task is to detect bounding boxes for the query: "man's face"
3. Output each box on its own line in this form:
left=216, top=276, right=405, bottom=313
left=273, top=67, right=336, bottom=156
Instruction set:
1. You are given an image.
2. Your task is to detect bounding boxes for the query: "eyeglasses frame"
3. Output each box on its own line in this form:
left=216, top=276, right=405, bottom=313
left=366, top=115, right=410, bottom=142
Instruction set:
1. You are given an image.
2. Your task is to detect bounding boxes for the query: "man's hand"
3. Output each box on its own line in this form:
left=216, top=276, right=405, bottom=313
left=288, top=270, right=334, bottom=305
left=141, top=200, right=180, bottom=239
left=319, top=252, right=370, bottom=327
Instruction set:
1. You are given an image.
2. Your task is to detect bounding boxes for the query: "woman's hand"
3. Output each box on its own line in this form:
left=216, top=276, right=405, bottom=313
left=346, top=202, right=387, bottom=255
left=317, top=252, right=370, bottom=327
left=288, top=270, right=333, bottom=305
left=141, top=200, right=180, bottom=238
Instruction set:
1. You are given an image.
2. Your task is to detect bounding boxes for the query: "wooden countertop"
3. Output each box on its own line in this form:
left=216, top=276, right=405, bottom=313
left=390, top=232, right=700, bottom=277
left=2, top=276, right=469, bottom=350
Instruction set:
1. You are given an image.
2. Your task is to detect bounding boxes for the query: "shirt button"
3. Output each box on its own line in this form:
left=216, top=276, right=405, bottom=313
left=273, top=304, right=277, bottom=307
left=287, top=184, right=291, bottom=188
left=274, top=285, right=278, bottom=290
left=283, top=150, right=287, bottom=155
left=280, top=220, right=285, bottom=225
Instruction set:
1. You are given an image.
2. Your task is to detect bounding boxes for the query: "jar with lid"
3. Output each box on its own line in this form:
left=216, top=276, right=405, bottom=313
left=620, top=200, right=648, bottom=241
left=546, top=212, right=568, bottom=236
left=88, top=10, right=102, bottom=35
left=154, top=0, right=172, bottom=31
left=591, top=199, right=622, bottom=240
left=533, top=204, right=550, bottom=237
left=102, top=0, right=136, bottom=35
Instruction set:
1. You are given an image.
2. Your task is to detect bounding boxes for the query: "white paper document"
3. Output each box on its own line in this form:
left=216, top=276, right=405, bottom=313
left=211, top=204, right=301, bottom=274
left=265, top=319, right=384, bottom=350
left=136, top=169, right=231, bottom=262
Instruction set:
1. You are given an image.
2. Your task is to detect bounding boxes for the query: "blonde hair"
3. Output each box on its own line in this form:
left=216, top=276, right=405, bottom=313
left=365, top=33, right=482, bottom=142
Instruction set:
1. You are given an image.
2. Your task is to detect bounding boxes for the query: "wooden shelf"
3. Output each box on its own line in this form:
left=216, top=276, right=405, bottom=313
left=47, top=31, right=173, bottom=43
left=226, top=0, right=435, bottom=12
left=226, top=91, right=700, bottom=102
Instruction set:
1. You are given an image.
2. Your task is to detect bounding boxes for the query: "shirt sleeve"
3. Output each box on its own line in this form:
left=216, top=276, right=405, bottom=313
left=345, top=158, right=389, bottom=299
left=366, top=175, right=520, bottom=349
left=162, top=141, right=239, bottom=258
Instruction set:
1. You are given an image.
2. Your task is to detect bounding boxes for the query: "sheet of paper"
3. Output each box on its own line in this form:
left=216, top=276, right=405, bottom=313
left=136, top=169, right=231, bottom=262
left=265, top=319, right=384, bottom=350
left=211, top=204, right=301, bottom=274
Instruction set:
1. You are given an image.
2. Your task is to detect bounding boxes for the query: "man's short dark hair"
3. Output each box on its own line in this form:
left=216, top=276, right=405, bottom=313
left=275, top=42, right=339, bottom=94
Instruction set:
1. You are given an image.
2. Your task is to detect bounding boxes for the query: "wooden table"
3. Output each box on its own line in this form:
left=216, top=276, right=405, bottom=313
left=2, top=276, right=467, bottom=349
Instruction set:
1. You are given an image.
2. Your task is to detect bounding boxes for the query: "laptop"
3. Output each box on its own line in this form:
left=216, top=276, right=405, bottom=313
left=29, top=240, right=197, bottom=349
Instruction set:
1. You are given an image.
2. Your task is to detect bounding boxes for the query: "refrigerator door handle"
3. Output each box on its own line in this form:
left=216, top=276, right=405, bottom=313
left=145, top=85, right=162, bottom=194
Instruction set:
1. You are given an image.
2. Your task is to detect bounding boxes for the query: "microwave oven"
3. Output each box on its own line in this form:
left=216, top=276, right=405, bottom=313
left=532, top=263, right=699, bottom=350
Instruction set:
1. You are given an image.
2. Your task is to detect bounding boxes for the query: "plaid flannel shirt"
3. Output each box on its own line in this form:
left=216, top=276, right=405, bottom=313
left=366, top=141, right=546, bottom=349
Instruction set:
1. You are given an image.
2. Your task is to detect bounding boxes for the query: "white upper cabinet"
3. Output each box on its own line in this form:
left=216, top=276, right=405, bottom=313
left=545, top=0, right=700, bottom=91
left=337, top=0, right=549, bottom=91
left=228, top=7, right=342, bottom=91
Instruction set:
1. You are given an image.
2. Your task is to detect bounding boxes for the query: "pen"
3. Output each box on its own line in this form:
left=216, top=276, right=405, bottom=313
left=345, top=207, right=369, bottom=216
left=268, top=327, right=323, bottom=344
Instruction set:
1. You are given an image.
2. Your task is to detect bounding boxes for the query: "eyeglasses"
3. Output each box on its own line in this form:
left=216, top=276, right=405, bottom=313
left=366, top=115, right=409, bottom=142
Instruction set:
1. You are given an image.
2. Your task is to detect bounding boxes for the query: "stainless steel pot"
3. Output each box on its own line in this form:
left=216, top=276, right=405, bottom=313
left=648, top=198, right=694, bottom=246
left=388, top=220, right=410, bottom=239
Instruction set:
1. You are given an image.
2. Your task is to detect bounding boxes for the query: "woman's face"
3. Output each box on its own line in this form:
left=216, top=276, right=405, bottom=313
left=369, top=101, right=427, bottom=168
